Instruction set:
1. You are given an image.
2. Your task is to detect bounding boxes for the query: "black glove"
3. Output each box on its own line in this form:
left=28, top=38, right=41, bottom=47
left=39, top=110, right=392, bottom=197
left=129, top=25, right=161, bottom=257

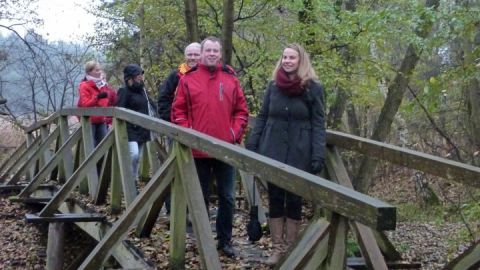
left=311, top=158, right=325, bottom=174
left=97, top=92, right=108, bottom=99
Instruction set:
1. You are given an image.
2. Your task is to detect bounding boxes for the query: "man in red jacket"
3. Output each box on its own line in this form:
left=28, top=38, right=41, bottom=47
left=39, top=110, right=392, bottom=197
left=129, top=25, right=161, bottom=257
left=172, top=36, right=249, bottom=258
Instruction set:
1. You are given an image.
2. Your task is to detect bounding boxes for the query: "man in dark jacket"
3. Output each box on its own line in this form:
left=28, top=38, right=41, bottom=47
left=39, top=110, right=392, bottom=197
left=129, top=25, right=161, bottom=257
left=116, top=64, right=151, bottom=183
left=172, top=36, right=249, bottom=258
left=157, top=42, right=201, bottom=122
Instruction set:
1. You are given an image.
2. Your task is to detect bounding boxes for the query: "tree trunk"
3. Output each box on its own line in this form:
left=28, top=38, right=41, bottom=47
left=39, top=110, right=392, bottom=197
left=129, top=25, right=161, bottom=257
left=138, top=2, right=145, bottom=66
left=465, top=28, right=480, bottom=165
left=221, top=0, right=234, bottom=65
left=354, top=0, right=440, bottom=192
left=326, top=0, right=356, bottom=130
left=184, top=0, right=199, bottom=43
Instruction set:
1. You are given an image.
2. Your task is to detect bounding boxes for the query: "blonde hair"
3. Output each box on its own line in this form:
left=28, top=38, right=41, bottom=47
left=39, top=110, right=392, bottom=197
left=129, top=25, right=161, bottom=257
left=84, top=60, right=100, bottom=74
left=272, top=43, right=318, bottom=86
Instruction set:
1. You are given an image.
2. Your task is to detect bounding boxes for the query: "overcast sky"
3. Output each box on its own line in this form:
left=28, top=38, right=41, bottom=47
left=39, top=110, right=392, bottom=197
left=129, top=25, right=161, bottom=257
left=0, top=0, right=98, bottom=42
left=36, top=0, right=98, bottom=41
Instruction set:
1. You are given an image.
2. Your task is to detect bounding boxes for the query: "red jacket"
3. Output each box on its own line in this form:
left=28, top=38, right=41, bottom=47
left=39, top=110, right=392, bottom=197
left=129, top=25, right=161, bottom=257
left=77, top=79, right=116, bottom=124
left=172, top=63, right=249, bottom=158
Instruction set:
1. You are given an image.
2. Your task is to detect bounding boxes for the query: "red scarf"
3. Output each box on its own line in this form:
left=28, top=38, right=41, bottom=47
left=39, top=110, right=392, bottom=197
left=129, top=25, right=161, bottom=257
left=275, top=68, right=304, bottom=96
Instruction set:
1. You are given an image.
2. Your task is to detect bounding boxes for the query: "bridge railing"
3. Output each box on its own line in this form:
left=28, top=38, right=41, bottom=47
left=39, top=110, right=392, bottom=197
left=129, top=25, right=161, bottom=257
left=3, top=107, right=401, bottom=269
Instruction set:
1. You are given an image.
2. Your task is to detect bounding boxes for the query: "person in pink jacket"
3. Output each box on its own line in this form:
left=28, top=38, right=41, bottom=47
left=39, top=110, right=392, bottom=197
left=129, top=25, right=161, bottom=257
left=77, top=60, right=117, bottom=146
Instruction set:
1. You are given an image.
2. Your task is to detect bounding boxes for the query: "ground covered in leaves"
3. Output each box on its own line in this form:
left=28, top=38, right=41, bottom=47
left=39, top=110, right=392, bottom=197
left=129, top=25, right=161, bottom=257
left=0, top=165, right=478, bottom=269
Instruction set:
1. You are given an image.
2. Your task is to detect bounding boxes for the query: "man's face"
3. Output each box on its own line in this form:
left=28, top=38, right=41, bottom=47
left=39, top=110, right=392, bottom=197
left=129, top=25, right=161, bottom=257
left=201, top=40, right=221, bottom=67
left=185, top=47, right=201, bottom=68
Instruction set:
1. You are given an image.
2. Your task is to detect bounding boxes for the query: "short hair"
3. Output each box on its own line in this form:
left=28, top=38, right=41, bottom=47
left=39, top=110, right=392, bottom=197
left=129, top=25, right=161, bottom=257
left=184, top=42, right=201, bottom=56
left=84, top=60, right=100, bottom=74
left=272, top=43, right=318, bottom=86
left=200, top=36, right=222, bottom=51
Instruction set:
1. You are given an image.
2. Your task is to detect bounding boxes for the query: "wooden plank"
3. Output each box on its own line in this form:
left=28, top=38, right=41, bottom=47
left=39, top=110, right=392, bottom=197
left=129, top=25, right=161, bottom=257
left=39, top=125, right=52, bottom=169
left=78, top=140, right=89, bottom=194
left=39, top=130, right=114, bottom=217
left=113, top=119, right=137, bottom=207
left=10, top=197, right=54, bottom=203
left=25, top=213, right=106, bottom=223
left=278, top=217, right=330, bottom=270
left=301, top=227, right=331, bottom=269
left=109, top=146, right=122, bottom=214
left=351, top=222, right=388, bottom=270
left=0, top=184, right=54, bottom=192
left=443, top=240, right=480, bottom=270
left=26, top=133, right=37, bottom=181
left=55, top=201, right=152, bottom=269
left=174, top=142, right=222, bottom=270
left=18, top=128, right=82, bottom=198
left=136, top=147, right=165, bottom=237
left=170, top=167, right=187, bottom=268
left=346, top=257, right=421, bottom=269
left=80, top=116, right=99, bottom=198
left=109, top=108, right=396, bottom=231
left=324, top=213, right=348, bottom=270
left=0, top=140, right=26, bottom=176
left=373, top=230, right=402, bottom=261
left=46, top=222, right=64, bottom=270
left=326, top=146, right=390, bottom=269
left=58, top=116, right=74, bottom=183
left=327, top=130, right=480, bottom=188
left=6, top=128, right=60, bottom=185
left=135, top=184, right=169, bottom=237
left=0, top=135, right=42, bottom=182
left=95, top=147, right=112, bottom=205
left=77, top=155, right=175, bottom=270
left=23, top=112, right=60, bottom=133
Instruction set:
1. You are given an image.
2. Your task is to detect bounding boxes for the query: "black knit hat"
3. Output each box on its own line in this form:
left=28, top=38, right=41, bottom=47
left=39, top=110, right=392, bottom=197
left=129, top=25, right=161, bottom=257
left=123, top=64, right=144, bottom=81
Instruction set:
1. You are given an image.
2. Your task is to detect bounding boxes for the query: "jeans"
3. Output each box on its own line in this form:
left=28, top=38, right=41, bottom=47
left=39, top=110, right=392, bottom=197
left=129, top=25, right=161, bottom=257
left=194, top=158, right=235, bottom=245
left=92, top=123, right=108, bottom=147
left=268, top=183, right=302, bottom=220
left=128, top=141, right=144, bottom=181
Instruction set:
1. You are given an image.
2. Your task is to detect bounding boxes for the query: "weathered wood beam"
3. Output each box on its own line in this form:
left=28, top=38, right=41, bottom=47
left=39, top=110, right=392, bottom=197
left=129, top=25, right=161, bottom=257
left=0, top=135, right=41, bottom=182
left=324, top=213, right=348, bottom=269
left=113, top=119, right=137, bottom=207
left=326, top=146, right=390, bottom=269
left=6, top=128, right=60, bottom=185
left=0, top=140, right=26, bottom=176
left=46, top=222, right=64, bottom=270
left=56, top=201, right=152, bottom=269
left=18, top=128, right=82, bottom=198
left=170, top=167, right=187, bottom=268
left=95, top=147, right=112, bottom=205
left=278, top=217, right=330, bottom=270
left=23, top=112, right=60, bottom=133
left=443, top=240, right=480, bottom=270
left=174, top=143, right=222, bottom=270
left=80, top=116, right=99, bottom=198
left=77, top=155, right=175, bottom=270
left=58, top=116, right=74, bottom=183
left=327, top=130, right=480, bottom=188
left=39, top=130, right=114, bottom=217
left=25, top=213, right=106, bottom=223
left=106, top=108, right=396, bottom=231
left=109, top=146, right=122, bottom=214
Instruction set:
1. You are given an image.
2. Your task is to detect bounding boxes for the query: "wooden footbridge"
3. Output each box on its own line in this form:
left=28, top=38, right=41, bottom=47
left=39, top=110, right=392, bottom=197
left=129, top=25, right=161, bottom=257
left=0, top=107, right=479, bottom=269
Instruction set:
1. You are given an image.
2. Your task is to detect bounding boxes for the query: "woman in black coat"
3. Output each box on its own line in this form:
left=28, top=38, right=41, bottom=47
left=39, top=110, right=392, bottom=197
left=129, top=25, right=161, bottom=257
left=116, top=64, right=151, bottom=182
left=246, top=43, right=326, bottom=266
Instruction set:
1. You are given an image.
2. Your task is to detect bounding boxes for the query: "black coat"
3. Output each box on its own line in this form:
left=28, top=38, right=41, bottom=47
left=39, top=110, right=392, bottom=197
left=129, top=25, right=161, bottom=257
left=117, top=85, right=151, bottom=143
left=246, top=80, right=326, bottom=172
left=157, top=69, right=179, bottom=122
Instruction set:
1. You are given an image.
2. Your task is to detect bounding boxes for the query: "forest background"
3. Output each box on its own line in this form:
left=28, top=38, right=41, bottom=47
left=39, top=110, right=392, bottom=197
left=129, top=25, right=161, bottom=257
left=0, top=0, right=479, bottom=263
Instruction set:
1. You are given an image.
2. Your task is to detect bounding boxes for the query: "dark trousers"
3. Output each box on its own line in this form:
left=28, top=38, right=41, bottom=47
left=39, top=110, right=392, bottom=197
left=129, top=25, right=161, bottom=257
left=268, top=183, right=302, bottom=220
left=194, top=158, right=235, bottom=245
left=92, top=123, right=108, bottom=147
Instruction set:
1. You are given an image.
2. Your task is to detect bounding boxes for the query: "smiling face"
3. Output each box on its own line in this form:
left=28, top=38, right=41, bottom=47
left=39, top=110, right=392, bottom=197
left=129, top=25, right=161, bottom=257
left=281, top=48, right=300, bottom=75
left=201, top=40, right=222, bottom=67
left=185, top=46, right=201, bottom=68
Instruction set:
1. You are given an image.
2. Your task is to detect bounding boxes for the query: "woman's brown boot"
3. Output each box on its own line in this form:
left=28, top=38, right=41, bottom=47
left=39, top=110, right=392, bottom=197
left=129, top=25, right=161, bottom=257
left=265, top=217, right=284, bottom=266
